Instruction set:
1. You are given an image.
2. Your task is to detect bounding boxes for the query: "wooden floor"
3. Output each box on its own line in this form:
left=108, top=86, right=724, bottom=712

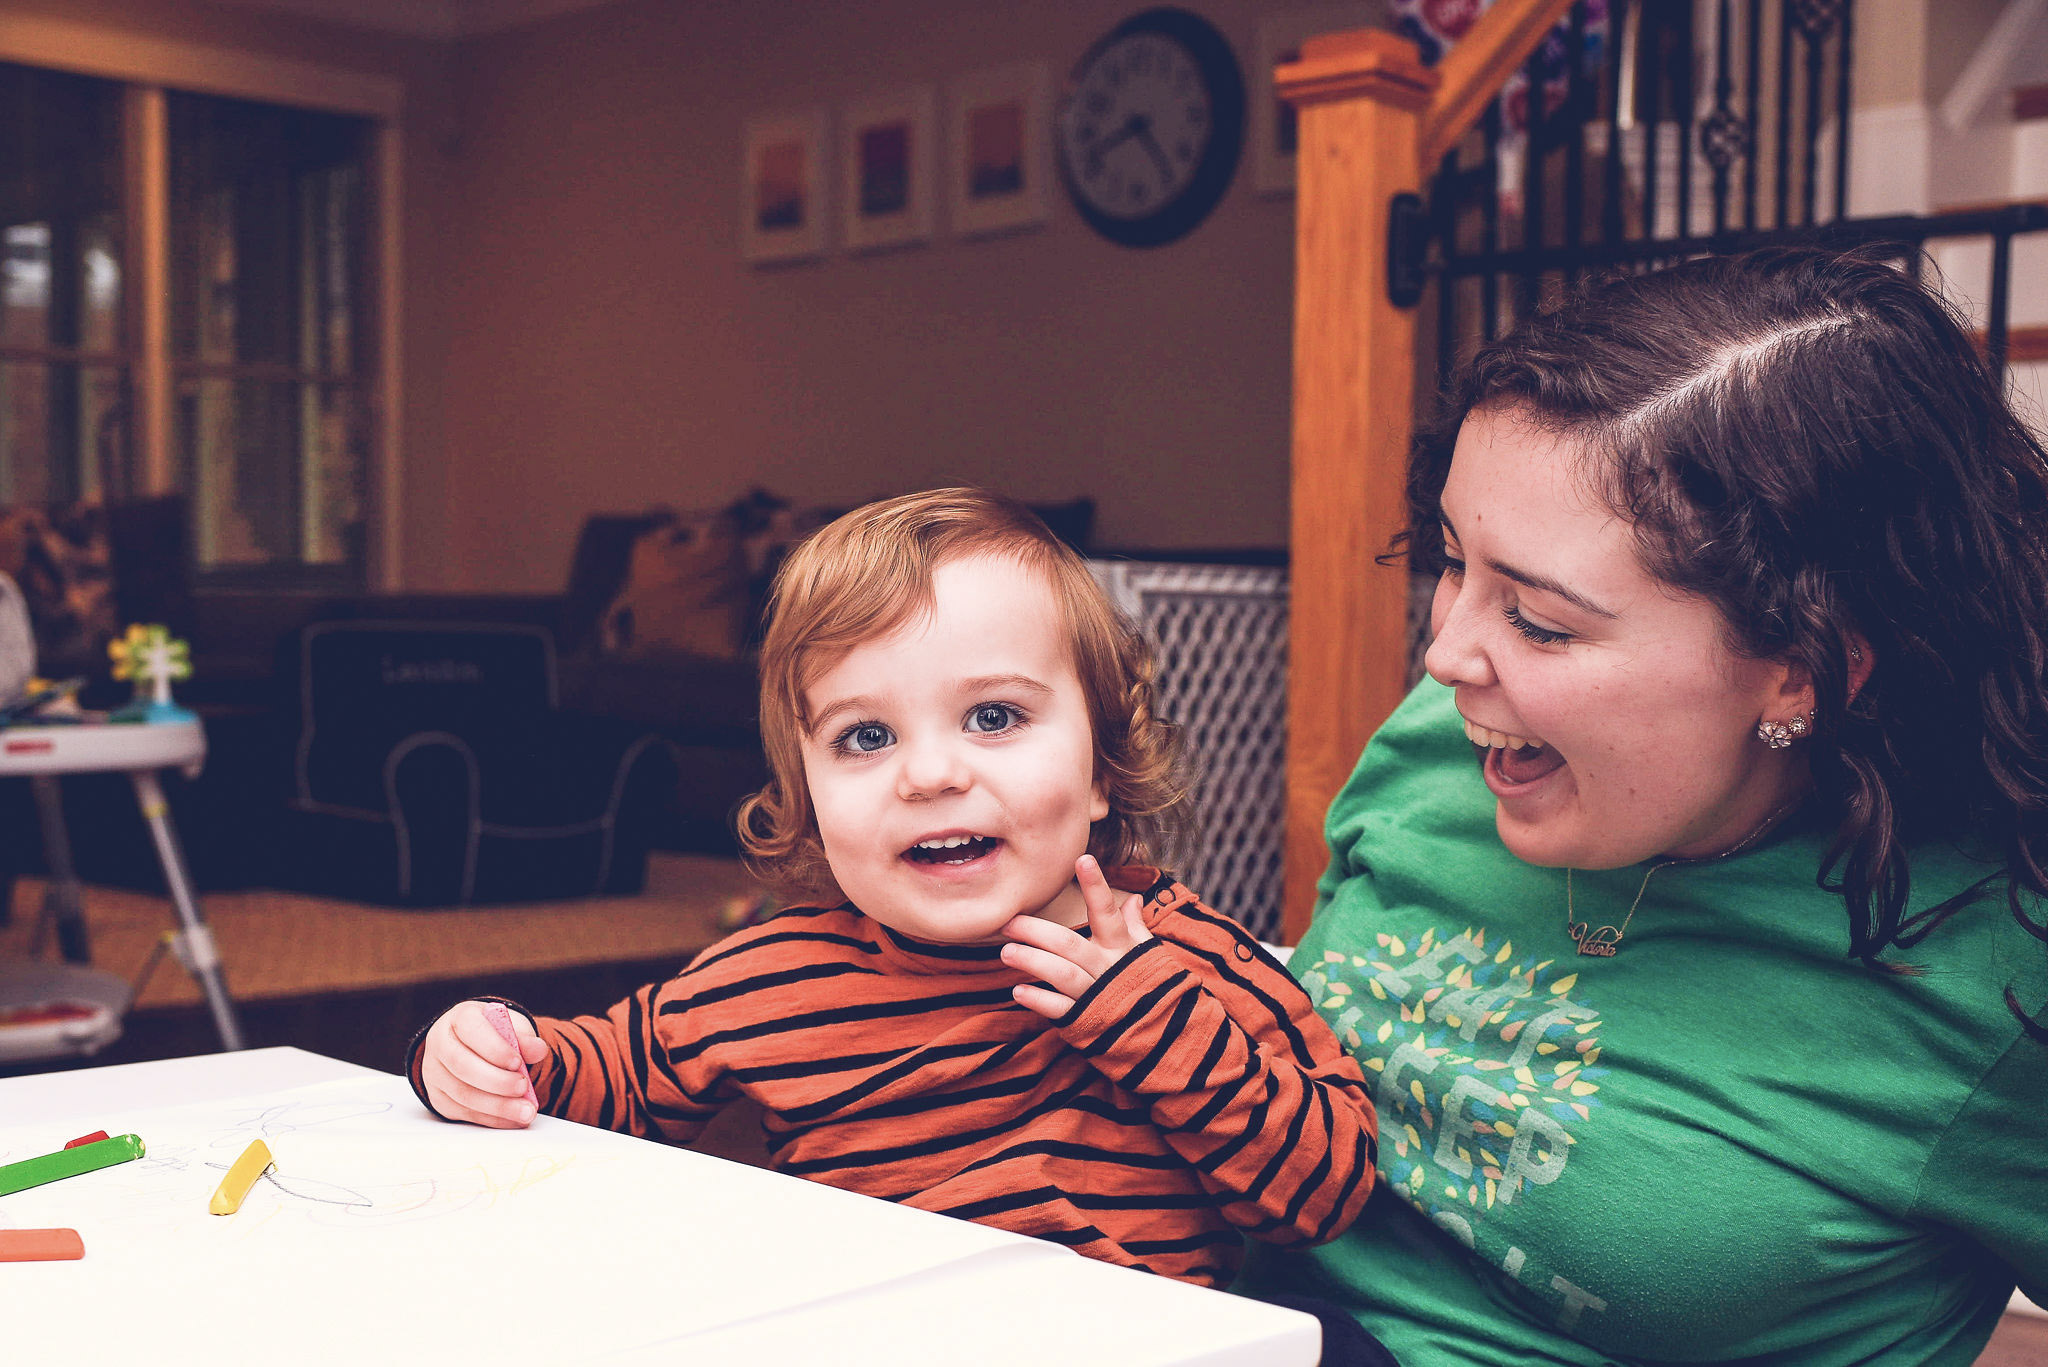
left=0, top=852, right=766, bottom=1077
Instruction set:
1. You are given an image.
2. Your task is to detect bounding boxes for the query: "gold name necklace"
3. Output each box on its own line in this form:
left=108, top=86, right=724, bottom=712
left=1565, top=798, right=1802, bottom=957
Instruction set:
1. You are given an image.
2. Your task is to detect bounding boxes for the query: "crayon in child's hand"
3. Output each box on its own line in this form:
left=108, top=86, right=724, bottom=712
left=483, top=1002, right=538, bottom=1109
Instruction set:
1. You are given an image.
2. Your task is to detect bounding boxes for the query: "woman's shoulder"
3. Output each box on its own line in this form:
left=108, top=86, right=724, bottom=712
left=1894, top=842, right=2048, bottom=1025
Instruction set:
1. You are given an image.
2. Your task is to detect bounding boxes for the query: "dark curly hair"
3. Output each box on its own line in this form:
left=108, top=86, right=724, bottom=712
left=1399, top=246, right=2048, bottom=1037
left=737, top=487, right=1191, bottom=905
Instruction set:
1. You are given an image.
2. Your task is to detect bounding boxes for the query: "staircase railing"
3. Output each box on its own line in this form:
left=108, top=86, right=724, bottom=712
left=1276, top=0, right=2048, bottom=941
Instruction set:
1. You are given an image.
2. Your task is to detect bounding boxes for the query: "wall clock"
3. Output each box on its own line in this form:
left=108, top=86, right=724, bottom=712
left=1055, top=7, right=1246, bottom=248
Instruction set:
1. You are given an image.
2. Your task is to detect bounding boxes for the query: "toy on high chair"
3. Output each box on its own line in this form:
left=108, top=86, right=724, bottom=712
left=108, top=623, right=196, bottom=723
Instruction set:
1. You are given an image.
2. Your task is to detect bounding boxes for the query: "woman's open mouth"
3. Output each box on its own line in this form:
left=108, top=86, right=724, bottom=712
left=1463, top=718, right=1568, bottom=789
left=902, top=833, right=1002, bottom=867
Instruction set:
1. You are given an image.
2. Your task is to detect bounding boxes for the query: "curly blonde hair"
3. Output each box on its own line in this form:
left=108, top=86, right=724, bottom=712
left=736, top=488, right=1189, bottom=904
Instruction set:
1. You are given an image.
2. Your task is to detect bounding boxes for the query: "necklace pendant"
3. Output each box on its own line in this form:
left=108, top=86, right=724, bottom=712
left=1568, top=921, right=1622, bottom=957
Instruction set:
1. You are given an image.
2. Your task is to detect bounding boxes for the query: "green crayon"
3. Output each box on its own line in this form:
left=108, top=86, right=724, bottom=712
left=0, top=1133, right=145, bottom=1197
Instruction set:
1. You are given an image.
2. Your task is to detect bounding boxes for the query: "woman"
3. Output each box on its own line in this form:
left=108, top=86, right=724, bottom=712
left=1237, top=247, right=2047, bottom=1364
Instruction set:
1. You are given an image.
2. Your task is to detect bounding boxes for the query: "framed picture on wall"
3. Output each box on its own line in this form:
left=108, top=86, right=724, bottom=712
left=1253, top=5, right=1385, bottom=196
left=840, top=86, right=936, bottom=252
left=946, top=62, right=1050, bottom=238
left=741, top=107, right=829, bottom=263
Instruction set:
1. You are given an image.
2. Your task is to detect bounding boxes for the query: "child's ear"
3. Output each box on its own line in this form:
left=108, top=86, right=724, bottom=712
left=1088, top=775, right=1110, bottom=825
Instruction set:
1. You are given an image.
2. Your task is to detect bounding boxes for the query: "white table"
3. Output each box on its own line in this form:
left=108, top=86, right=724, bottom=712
left=0, top=717, right=244, bottom=1051
left=0, top=1048, right=1319, bottom=1366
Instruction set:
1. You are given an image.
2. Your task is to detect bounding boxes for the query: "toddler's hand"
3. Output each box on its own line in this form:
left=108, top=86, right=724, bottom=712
left=419, top=1001, right=548, bottom=1128
left=1001, top=855, right=1152, bottom=1020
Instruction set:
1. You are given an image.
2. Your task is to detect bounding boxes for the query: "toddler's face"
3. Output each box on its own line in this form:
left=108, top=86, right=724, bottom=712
left=798, top=552, right=1108, bottom=943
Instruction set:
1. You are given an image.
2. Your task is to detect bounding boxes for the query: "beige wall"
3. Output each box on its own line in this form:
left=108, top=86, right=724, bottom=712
left=430, top=0, right=1390, bottom=591
left=7, top=0, right=1951, bottom=593
left=1853, top=0, right=2006, bottom=109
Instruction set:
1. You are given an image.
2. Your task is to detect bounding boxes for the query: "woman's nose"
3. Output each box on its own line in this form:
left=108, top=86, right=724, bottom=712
left=896, top=732, right=971, bottom=801
left=1422, top=574, right=1496, bottom=689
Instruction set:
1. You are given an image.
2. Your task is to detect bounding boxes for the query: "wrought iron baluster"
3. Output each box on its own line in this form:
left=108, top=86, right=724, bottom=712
left=1521, top=39, right=1547, bottom=315
left=1436, top=148, right=1458, bottom=381
left=1603, top=0, right=1629, bottom=244
left=1641, top=0, right=1663, bottom=238
left=1482, top=99, right=1502, bottom=340
left=1565, top=1, right=1588, bottom=266
left=1795, top=0, right=1834, bottom=224
left=1744, top=0, right=1762, bottom=229
left=1676, top=2, right=1696, bottom=240
left=1988, top=230, right=2013, bottom=383
left=1775, top=0, right=1793, bottom=228
left=1702, top=0, right=1747, bottom=236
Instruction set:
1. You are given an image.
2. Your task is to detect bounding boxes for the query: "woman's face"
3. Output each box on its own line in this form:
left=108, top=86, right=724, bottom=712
left=1423, top=406, right=1812, bottom=870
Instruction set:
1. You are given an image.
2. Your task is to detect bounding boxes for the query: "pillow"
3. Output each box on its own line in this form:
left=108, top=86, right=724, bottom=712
left=0, top=501, right=118, bottom=678
left=597, top=505, right=755, bottom=662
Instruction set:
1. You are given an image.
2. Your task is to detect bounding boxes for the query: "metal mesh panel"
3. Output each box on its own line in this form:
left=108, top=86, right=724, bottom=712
left=1090, top=561, right=1287, bottom=941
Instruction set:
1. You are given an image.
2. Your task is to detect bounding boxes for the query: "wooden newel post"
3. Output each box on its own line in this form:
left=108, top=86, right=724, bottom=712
left=1277, top=31, right=1437, bottom=945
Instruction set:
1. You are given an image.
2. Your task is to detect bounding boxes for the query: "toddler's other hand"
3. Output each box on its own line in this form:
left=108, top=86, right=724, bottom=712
left=420, top=1001, right=547, bottom=1128
left=1001, top=855, right=1151, bottom=1020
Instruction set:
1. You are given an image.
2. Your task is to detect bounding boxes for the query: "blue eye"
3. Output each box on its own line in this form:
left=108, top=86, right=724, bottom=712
left=967, top=703, right=1022, bottom=734
left=835, top=721, right=895, bottom=754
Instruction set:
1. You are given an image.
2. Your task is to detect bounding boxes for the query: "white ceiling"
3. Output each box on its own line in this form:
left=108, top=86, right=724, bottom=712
left=205, top=0, right=624, bottom=40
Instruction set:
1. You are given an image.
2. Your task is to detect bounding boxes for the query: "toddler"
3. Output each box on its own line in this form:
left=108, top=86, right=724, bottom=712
left=410, top=487, right=1377, bottom=1289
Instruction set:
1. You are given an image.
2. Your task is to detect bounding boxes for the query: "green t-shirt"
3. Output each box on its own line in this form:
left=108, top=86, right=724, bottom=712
left=1237, top=679, right=2048, bottom=1365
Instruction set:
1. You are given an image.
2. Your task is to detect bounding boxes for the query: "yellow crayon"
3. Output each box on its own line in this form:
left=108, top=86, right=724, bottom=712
left=208, top=1139, right=274, bottom=1215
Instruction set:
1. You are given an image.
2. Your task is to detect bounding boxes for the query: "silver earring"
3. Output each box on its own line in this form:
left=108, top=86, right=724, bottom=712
left=1757, top=712, right=1814, bottom=749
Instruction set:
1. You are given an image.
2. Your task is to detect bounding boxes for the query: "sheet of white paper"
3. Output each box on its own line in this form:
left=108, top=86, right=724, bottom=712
left=0, top=1074, right=1032, bottom=1363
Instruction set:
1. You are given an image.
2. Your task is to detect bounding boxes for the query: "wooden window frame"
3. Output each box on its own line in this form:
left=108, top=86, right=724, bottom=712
left=0, top=13, right=405, bottom=588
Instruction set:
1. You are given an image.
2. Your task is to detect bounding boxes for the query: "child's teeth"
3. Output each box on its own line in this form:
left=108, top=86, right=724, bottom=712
left=917, top=835, right=976, bottom=849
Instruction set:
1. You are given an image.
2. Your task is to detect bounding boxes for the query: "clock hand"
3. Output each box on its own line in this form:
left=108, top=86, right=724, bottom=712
left=1083, top=114, right=1145, bottom=176
left=1131, top=117, right=1177, bottom=182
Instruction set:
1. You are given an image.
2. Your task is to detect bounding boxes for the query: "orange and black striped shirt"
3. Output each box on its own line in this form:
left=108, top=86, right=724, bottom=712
left=416, top=870, right=1377, bottom=1287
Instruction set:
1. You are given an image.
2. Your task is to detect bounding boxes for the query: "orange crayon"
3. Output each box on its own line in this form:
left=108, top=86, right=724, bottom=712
left=0, top=1229, right=85, bottom=1262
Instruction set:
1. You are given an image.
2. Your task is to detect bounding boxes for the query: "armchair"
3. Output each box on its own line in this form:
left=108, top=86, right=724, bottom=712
left=272, top=621, right=678, bottom=907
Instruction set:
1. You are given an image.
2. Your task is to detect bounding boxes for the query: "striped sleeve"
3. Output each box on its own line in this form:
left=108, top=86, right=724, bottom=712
left=527, top=971, right=731, bottom=1144
left=525, top=910, right=894, bottom=1145
left=1055, top=908, right=1378, bottom=1249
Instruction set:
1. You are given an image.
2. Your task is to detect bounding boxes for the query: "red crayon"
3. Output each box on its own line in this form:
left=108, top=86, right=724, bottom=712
left=483, top=1002, right=538, bottom=1108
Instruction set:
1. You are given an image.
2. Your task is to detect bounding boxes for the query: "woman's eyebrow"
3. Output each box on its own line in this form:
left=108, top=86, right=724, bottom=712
left=1491, top=560, right=1619, bottom=619
left=1438, top=513, right=1617, bottom=619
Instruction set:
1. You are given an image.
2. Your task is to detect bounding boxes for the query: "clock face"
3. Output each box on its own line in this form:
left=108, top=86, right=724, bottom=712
left=1057, top=8, right=1245, bottom=247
